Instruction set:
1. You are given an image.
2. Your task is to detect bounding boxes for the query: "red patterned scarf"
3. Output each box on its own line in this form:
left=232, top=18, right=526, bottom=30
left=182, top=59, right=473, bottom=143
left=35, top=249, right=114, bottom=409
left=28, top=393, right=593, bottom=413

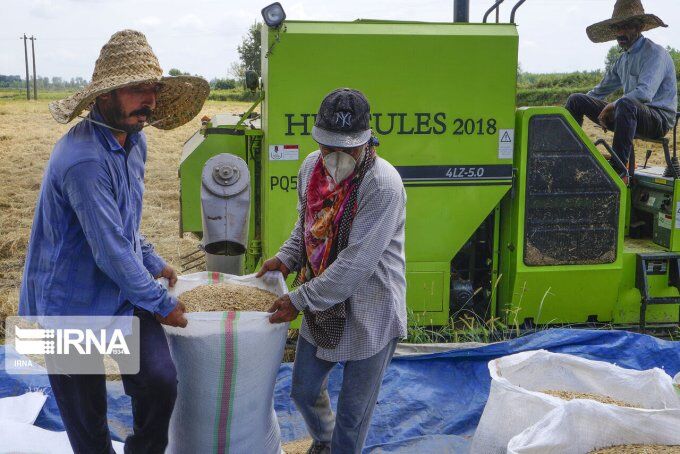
left=293, top=148, right=377, bottom=349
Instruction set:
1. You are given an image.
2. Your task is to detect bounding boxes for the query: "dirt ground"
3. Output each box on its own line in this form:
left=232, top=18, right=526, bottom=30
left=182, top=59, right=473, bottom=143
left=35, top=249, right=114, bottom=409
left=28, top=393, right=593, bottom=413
left=0, top=101, right=677, bottom=321
left=0, top=99, right=250, bottom=320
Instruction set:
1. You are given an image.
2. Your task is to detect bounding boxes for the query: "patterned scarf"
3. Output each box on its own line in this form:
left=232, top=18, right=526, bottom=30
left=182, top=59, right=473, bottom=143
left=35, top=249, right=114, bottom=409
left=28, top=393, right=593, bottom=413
left=293, top=148, right=377, bottom=349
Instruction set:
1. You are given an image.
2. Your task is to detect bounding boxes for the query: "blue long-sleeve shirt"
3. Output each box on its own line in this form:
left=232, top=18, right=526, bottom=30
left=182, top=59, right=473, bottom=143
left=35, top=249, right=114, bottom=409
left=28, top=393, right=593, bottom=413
left=588, top=36, right=678, bottom=131
left=19, top=106, right=177, bottom=318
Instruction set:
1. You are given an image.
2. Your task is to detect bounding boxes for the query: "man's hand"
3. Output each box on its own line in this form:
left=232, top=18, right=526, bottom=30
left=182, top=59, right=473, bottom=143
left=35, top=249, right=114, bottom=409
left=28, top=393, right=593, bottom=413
left=155, top=301, right=188, bottom=328
left=256, top=256, right=290, bottom=279
left=268, top=294, right=299, bottom=324
left=598, top=102, right=616, bottom=132
left=156, top=265, right=178, bottom=288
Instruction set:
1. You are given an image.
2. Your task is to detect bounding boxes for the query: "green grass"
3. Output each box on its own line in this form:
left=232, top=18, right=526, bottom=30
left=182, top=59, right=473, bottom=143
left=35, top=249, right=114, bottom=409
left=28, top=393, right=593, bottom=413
left=0, top=88, right=261, bottom=103
left=0, top=88, right=75, bottom=101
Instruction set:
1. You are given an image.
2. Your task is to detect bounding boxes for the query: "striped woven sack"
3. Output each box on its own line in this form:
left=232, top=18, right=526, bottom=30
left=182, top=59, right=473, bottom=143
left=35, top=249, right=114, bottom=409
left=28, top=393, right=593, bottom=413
left=163, top=271, right=289, bottom=454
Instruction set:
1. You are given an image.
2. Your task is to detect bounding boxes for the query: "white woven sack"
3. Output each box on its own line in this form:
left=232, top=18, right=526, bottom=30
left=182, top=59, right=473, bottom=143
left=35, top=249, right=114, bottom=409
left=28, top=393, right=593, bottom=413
left=507, top=400, right=680, bottom=453
left=469, top=349, right=680, bottom=454
left=163, top=272, right=289, bottom=454
left=0, top=392, right=124, bottom=453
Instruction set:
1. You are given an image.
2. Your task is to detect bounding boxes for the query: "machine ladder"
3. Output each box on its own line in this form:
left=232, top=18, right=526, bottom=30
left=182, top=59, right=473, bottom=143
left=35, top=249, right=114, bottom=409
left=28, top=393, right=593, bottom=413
left=635, top=253, right=680, bottom=333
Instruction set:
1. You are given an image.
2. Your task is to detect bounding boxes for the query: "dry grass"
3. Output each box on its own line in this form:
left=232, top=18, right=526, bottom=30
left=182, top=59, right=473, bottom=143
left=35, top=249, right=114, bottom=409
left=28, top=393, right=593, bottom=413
left=0, top=98, right=250, bottom=321
left=581, top=119, right=677, bottom=168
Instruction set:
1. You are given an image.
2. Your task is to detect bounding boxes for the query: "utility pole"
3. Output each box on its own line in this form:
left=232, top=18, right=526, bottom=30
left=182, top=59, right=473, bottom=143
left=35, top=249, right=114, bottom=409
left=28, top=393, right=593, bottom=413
left=20, top=34, right=30, bottom=100
left=29, top=36, right=37, bottom=100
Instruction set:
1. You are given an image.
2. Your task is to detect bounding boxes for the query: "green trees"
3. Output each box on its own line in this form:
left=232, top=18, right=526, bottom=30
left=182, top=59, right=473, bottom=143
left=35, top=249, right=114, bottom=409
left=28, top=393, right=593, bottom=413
left=168, top=68, right=191, bottom=76
left=604, top=45, right=622, bottom=72
left=237, top=22, right=262, bottom=73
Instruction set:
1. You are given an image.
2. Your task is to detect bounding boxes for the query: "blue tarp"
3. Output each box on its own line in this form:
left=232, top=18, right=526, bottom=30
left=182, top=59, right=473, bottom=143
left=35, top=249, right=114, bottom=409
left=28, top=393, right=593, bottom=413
left=2, top=329, right=679, bottom=452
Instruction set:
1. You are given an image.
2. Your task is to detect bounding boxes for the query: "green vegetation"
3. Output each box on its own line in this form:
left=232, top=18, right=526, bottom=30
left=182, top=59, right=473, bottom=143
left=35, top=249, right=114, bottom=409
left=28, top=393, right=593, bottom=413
left=518, top=45, right=680, bottom=107
left=208, top=89, right=259, bottom=102
left=0, top=88, right=74, bottom=101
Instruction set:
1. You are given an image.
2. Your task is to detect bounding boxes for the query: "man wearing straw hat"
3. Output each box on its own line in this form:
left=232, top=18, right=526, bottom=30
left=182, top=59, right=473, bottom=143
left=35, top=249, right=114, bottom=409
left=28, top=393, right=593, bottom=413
left=19, top=30, right=209, bottom=452
left=565, top=0, right=677, bottom=177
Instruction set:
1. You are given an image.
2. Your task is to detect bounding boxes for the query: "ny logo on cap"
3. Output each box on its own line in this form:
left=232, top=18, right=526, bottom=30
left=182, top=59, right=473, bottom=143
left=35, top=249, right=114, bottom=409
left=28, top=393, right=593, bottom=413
left=335, top=111, right=352, bottom=128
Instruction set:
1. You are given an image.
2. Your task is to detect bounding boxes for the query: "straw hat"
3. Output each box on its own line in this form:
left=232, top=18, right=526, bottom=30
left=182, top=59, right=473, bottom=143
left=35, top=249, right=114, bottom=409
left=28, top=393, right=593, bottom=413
left=49, top=29, right=210, bottom=130
left=586, top=0, right=667, bottom=43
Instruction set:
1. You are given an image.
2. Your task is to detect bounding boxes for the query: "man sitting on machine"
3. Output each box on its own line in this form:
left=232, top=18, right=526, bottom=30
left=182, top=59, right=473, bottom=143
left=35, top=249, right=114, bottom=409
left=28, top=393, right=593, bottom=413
left=565, top=0, right=677, bottom=180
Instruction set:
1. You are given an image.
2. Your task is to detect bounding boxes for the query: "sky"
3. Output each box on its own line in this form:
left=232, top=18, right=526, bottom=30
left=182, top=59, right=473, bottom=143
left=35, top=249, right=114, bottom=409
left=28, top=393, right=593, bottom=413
left=0, top=0, right=678, bottom=81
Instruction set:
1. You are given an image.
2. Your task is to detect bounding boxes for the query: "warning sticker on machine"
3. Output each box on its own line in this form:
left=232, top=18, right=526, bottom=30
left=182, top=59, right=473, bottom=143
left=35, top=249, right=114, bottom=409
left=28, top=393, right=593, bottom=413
left=269, top=145, right=299, bottom=161
left=659, top=212, right=672, bottom=230
left=498, top=129, right=514, bottom=159
left=675, top=202, right=680, bottom=229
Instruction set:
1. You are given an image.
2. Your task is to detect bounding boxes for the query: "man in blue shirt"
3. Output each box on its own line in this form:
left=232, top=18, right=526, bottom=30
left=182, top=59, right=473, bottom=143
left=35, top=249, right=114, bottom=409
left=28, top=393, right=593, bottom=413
left=565, top=0, right=677, bottom=175
left=19, top=30, right=209, bottom=453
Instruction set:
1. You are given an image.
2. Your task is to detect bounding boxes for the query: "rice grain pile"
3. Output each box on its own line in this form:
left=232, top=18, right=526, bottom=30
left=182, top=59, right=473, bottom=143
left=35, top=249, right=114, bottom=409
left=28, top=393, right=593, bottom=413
left=590, top=446, right=680, bottom=453
left=282, top=438, right=313, bottom=454
left=540, top=390, right=635, bottom=408
left=178, top=283, right=277, bottom=313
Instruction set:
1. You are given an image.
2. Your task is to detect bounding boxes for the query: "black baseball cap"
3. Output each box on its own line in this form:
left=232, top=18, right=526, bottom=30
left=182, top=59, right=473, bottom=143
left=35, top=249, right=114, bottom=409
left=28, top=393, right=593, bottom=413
left=311, top=88, right=372, bottom=148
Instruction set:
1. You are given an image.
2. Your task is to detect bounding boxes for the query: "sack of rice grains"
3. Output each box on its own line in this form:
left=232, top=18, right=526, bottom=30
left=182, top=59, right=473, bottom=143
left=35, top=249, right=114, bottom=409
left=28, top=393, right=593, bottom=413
left=507, top=400, right=680, bottom=454
left=162, top=271, right=289, bottom=454
left=469, top=349, right=680, bottom=454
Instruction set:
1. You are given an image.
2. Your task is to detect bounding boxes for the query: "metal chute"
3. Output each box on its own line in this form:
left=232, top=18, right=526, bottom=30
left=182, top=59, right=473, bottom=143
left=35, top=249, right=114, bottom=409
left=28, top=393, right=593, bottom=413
left=200, top=153, right=250, bottom=275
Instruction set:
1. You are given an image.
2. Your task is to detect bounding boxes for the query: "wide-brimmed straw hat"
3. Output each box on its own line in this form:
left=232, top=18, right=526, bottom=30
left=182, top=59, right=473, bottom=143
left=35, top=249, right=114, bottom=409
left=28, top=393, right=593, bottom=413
left=49, top=29, right=210, bottom=130
left=586, top=0, right=667, bottom=43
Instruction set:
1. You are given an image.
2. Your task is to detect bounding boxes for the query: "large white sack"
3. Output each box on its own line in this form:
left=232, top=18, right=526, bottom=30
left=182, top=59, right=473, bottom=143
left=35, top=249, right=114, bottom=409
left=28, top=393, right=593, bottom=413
left=0, top=392, right=124, bottom=453
left=0, top=391, right=46, bottom=424
left=469, top=349, right=680, bottom=454
left=507, top=400, right=680, bottom=454
left=0, top=420, right=125, bottom=454
left=163, top=271, right=289, bottom=454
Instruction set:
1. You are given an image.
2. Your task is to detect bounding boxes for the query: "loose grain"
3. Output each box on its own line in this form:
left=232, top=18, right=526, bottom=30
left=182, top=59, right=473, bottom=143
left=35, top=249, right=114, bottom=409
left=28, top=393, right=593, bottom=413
left=179, top=283, right=277, bottom=313
left=282, top=438, right=313, bottom=454
left=541, top=390, right=635, bottom=407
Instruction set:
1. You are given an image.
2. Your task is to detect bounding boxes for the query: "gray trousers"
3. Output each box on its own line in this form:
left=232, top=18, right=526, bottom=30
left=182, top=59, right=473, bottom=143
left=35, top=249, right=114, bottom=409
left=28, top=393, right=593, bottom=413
left=291, top=336, right=397, bottom=454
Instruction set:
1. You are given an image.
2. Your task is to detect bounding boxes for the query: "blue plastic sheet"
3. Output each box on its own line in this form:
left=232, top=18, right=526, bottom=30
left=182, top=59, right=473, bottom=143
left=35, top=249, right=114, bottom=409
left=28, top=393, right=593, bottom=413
left=2, top=329, right=679, bottom=452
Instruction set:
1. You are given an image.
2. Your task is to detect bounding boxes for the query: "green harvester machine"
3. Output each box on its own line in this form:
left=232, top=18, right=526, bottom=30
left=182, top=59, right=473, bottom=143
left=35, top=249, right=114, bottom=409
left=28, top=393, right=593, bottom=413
left=178, top=1, right=680, bottom=333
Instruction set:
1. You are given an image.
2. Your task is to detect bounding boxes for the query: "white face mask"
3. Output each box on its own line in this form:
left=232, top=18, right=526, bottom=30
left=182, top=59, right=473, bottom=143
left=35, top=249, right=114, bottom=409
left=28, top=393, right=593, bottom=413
left=323, top=149, right=363, bottom=183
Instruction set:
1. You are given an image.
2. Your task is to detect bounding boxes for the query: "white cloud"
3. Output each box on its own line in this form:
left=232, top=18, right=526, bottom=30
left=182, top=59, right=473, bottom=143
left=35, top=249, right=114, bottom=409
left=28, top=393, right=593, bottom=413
left=136, top=16, right=163, bottom=28
left=172, top=14, right=206, bottom=32
left=29, top=0, right=63, bottom=18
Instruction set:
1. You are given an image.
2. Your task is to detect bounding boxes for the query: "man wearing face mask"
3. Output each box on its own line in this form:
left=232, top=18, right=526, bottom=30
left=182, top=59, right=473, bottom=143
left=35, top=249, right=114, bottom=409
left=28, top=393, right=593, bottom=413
left=257, top=88, right=407, bottom=454
left=565, top=0, right=677, bottom=178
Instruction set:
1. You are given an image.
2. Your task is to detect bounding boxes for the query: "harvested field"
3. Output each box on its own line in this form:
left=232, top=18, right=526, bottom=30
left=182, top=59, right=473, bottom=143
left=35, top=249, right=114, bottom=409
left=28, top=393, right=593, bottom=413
left=282, top=438, right=313, bottom=454
left=0, top=98, right=251, bottom=322
left=590, top=446, right=680, bottom=453
left=541, top=390, right=635, bottom=407
left=178, top=283, right=277, bottom=312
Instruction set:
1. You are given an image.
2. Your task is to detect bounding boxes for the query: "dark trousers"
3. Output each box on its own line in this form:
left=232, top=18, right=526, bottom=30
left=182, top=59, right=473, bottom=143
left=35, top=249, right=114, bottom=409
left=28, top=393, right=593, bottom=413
left=47, top=309, right=177, bottom=454
left=565, top=93, right=667, bottom=168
